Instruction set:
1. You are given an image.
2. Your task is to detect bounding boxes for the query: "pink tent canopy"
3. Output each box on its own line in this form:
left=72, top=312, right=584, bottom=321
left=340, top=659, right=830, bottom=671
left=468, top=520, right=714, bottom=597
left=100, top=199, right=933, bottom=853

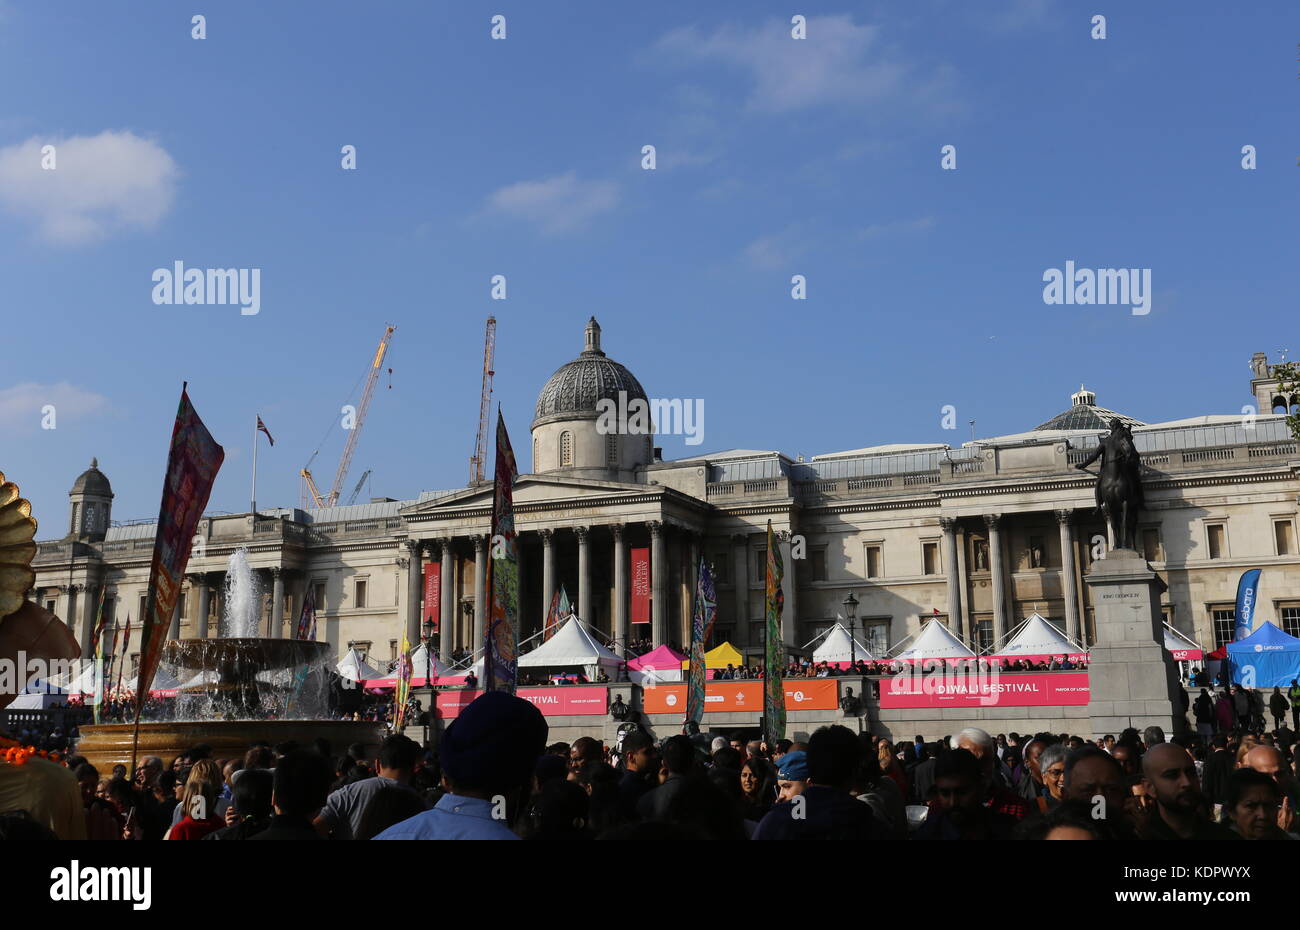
left=627, top=645, right=687, bottom=671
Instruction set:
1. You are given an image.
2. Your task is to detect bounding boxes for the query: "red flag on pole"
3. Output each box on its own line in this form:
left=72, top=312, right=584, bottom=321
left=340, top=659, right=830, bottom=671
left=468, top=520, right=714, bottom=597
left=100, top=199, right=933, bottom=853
left=134, top=386, right=224, bottom=724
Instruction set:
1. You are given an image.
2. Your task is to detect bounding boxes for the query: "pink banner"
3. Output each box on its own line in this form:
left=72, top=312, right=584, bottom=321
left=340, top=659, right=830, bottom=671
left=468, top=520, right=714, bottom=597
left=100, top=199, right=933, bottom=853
left=1168, top=648, right=1203, bottom=662
left=435, top=686, right=608, bottom=719
left=878, top=671, right=1090, bottom=708
left=631, top=547, right=650, bottom=625
left=423, top=565, right=440, bottom=633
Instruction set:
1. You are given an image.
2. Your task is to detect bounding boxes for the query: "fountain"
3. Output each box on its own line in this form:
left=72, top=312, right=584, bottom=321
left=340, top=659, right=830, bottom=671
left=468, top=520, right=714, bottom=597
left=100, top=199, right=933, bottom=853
left=75, top=548, right=386, bottom=770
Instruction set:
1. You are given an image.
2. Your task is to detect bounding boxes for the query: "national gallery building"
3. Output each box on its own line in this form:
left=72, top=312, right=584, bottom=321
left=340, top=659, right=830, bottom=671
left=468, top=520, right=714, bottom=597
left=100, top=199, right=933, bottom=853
left=29, top=321, right=1300, bottom=676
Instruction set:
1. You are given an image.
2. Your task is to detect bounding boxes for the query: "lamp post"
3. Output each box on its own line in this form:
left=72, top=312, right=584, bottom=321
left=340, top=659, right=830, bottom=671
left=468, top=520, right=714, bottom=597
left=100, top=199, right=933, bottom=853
left=843, top=591, right=859, bottom=668
left=421, top=617, right=434, bottom=744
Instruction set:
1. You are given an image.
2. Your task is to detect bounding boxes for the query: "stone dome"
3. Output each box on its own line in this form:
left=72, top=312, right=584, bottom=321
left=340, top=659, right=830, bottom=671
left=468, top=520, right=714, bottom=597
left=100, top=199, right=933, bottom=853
left=70, top=457, right=113, bottom=497
left=533, top=318, right=648, bottom=425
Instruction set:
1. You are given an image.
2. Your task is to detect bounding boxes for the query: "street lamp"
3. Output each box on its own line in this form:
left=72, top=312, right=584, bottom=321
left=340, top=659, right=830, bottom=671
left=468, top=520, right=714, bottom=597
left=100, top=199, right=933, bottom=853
left=843, top=591, right=859, bottom=667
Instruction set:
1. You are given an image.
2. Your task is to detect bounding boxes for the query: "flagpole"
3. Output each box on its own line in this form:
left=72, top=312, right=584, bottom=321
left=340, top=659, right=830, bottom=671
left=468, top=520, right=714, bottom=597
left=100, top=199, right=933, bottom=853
left=251, top=415, right=258, bottom=515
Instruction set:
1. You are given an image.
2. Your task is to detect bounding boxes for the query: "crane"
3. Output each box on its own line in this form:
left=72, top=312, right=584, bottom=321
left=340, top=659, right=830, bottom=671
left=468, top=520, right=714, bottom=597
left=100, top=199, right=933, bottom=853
left=469, top=316, right=496, bottom=484
left=300, top=325, right=396, bottom=508
left=347, top=469, right=372, bottom=506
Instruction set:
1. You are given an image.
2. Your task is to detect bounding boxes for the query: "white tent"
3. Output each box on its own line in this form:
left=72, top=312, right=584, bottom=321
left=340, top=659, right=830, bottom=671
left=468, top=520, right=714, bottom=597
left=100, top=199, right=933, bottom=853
left=9, top=679, right=71, bottom=709
left=121, top=669, right=184, bottom=693
left=812, top=622, right=876, bottom=664
left=990, top=613, right=1085, bottom=659
left=888, top=618, right=976, bottom=660
left=1163, top=624, right=1204, bottom=660
left=403, top=642, right=452, bottom=679
left=337, top=647, right=385, bottom=683
left=519, top=616, right=622, bottom=678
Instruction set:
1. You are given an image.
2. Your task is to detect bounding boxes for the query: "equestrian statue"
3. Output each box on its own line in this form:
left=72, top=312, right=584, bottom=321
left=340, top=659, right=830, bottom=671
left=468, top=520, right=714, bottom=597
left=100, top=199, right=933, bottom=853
left=1075, top=418, right=1145, bottom=552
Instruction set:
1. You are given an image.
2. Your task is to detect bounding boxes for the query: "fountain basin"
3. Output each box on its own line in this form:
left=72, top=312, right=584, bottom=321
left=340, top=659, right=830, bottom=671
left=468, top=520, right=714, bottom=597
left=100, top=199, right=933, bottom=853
left=75, top=718, right=388, bottom=772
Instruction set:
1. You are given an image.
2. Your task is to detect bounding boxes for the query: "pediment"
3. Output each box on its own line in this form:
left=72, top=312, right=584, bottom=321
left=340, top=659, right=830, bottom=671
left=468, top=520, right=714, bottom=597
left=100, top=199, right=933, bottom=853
left=400, top=473, right=657, bottom=515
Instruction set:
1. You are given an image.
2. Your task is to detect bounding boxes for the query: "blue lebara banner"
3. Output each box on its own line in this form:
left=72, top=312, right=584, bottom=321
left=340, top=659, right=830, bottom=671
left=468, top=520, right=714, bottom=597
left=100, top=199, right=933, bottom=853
left=1234, top=569, right=1262, bottom=641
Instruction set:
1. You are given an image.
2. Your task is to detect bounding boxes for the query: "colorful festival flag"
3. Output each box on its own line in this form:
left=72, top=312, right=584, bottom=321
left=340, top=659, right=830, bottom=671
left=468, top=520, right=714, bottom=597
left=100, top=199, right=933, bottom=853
left=763, top=521, right=786, bottom=745
left=394, top=634, right=413, bottom=728
left=295, top=583, right=317, bottom=641
left=90, top=591, right=108, bottom=724
left=686, top=556, right=716, bottom=727
left=544, top=585, right=572, bottom=641
left=134, top=386, right=225, bottom=720
left=483, top=410, right=519, bottom=692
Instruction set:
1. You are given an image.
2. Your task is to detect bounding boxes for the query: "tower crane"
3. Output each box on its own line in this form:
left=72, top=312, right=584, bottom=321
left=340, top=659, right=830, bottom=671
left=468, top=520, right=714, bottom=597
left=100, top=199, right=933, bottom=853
left=300, top=326, right=395, bottom=508
left=347, top=469, right=372, bottom=506
left=469, top=316, right=496, bottom=484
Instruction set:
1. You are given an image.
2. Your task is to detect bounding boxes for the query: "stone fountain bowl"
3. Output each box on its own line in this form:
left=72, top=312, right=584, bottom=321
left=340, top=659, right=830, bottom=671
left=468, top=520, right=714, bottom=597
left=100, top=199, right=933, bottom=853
left=75, top=637, right=388, bottom=770
left=75, top=718, right=389, bottom=773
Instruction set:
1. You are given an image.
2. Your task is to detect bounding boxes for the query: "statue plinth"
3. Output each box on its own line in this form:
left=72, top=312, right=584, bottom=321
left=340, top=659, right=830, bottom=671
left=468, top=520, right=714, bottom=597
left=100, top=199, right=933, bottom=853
left=1084, top=548, right=1184, bottom=738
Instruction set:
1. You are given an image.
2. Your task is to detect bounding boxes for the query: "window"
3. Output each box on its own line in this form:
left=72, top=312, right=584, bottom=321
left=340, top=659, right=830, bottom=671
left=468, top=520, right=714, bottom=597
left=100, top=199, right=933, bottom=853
left=1160, top=605, right=1175, bottom=628
left=349, top=640, right=373, bottom=660
left=354, top=578, right=368, bottom=609
left=389, top=639, right=398, bottom=662
left=810, top=549, right=827, bottom=582
left=559, top=431, right=573, bottom=467
left=314, top=582, right=326, bottom=612
left=864, top=619, right=890, bottom=657
left=1206, top=524, right=1227, bottom=560
left=533, top=437, right=539, bottom=472
left=1274, top=520, right=1295, bottom=557
left=711, top=554, right=729, bottom=584
left=1211, top=608, right=1235, bottom=649
left=1027, top=535, right=1046, bottom=569
left=865, top=545, right=882, bottom=579
left=754, top=548, right=767, bottom=580
left=974, top=618, right=994, bottom=653
left=1279, top=605, right=1300, bottom=639
left=605, top=433, right=618, bottom=467
left=922, top=542, right=940, bottom=575
left=45, top=598, right=56, bottom=614
left=1142, top=528, right=1163, bottom=563
left=138, top=593, right=148, bottom=620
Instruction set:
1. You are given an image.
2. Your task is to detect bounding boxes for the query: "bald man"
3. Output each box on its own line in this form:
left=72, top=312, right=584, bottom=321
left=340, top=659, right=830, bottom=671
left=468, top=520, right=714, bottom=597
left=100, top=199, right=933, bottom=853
left=1242, top=745, right=1297, bottom=832
left=1139, top=744, right=1237, bottom=840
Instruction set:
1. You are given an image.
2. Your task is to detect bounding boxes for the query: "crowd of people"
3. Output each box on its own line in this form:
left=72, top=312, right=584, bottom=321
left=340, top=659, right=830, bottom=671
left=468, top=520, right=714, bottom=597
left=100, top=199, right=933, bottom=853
left=6, top=683, right=1296, bottom=841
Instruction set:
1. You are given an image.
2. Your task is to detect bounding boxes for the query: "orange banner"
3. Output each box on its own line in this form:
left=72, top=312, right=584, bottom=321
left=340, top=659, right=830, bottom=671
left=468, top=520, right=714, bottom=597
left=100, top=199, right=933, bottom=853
left=641, top=679, right=837, bottom=714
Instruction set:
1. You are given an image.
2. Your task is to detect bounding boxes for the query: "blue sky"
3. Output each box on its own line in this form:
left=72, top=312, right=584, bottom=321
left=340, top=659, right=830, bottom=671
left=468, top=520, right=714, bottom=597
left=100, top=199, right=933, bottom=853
left=1, top=1, right=1296, bottom=531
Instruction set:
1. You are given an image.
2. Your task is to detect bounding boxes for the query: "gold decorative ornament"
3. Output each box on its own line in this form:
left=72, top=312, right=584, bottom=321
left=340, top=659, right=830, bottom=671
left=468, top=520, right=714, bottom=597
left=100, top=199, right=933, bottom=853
left=0, top=471, right=38, bottom=623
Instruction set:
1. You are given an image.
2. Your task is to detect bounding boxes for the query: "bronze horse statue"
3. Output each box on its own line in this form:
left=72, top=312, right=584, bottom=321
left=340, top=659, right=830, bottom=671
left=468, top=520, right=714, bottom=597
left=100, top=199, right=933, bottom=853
left=1075, top=418, right=1144, bottom=552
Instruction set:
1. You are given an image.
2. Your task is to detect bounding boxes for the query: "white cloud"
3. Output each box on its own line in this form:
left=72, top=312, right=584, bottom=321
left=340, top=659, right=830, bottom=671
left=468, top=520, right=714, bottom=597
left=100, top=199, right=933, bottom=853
left=743, top=225, right=811, bottom=269
left=0, top=130, right=179, bottom=245
left=482, top=172, right=619, bottom=235
left=0, top=382, right=110, bottom=430
left=655, top=15, right=924, bottom=113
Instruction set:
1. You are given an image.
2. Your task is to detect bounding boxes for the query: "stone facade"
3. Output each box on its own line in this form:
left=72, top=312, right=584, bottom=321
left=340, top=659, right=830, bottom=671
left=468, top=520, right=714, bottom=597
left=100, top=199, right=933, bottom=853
left=26, top=333, right=1300, bottom=682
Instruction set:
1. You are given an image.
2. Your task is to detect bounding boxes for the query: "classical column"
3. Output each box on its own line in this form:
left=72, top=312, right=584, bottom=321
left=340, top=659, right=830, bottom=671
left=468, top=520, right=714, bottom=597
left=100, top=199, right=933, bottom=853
left=985, top=514, right=1007, bottom=647
left=687, top=530, right=701, bottom=647
left=1056, top=509, right=1080, bottom=646
left=404, top=540, right=423, bottom=644
left=269, top=568, right=285, bottom=638
left=576, top=526, right=592, bottom=622
left=778, top=531, right=796, bottom=646
left=439, top=539, right=454, bottom=662
left=473, top=535, right=488, bottom=649
left=539, top=529, right=555, bottom=626
left=732, top=533, right=750, bottom=649
left=940, top=517, right=964, bottom=641
left=612, top=524, right=628, bottom=655
left=650, top=521, right=667, bottom=647
left=196, top=576, right=212, bottom=640
left=80, top=584, right=98, bottom=659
